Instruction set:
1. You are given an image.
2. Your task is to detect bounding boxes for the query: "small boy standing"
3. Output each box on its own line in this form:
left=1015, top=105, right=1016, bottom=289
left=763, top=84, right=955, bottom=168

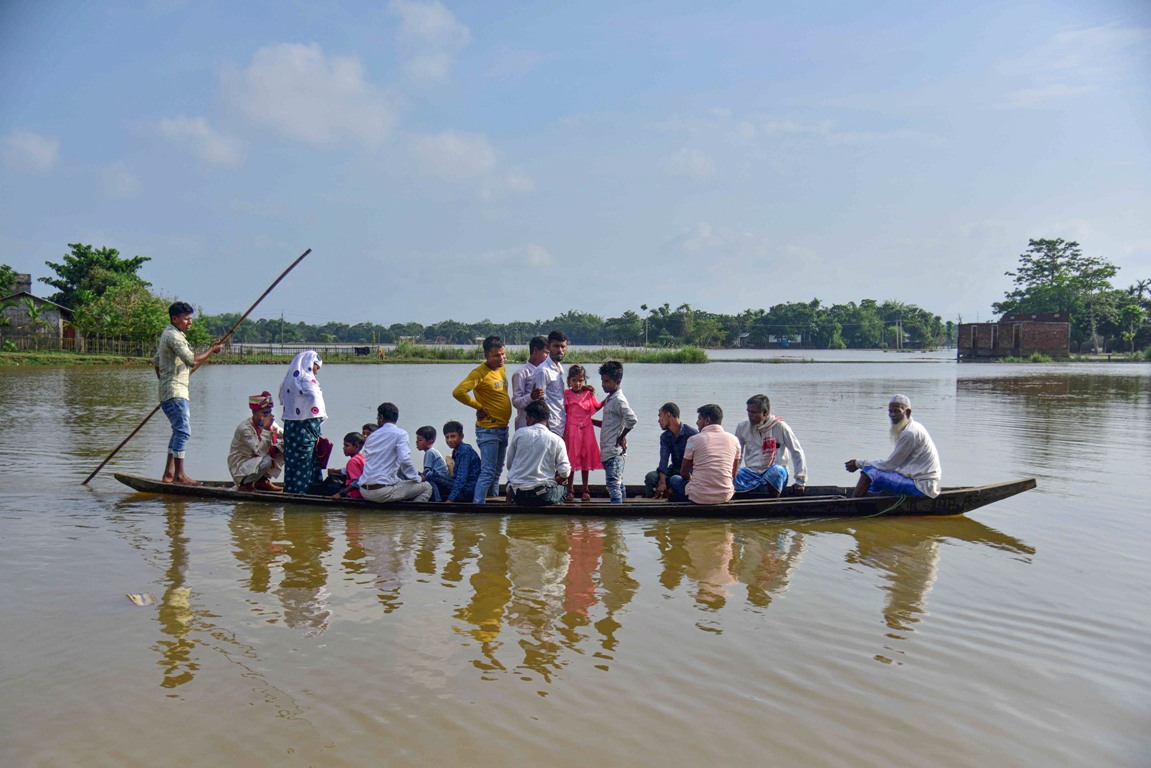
left=331, top=432, right=366, bottom=499
left=416, top=425, right=454, bottom=502
left=442, top=420, right=482, bottom=503
left=594, top=361, right=638, bottom=504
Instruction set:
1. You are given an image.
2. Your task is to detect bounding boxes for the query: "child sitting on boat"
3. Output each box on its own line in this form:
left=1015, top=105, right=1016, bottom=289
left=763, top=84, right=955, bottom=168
left=416, top=425, right=454, bottom=501
left=441, top=420, right=481, bottom=503
left=330, top=432, right=366, bottom=499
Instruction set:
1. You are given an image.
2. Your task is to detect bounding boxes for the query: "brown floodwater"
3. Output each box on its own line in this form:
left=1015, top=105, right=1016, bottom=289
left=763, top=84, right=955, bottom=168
left=0, top=359, right=1148, bottom=766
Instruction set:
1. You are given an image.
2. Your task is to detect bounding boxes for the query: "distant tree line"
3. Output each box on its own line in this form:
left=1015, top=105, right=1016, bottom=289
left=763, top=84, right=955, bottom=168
left=197, top=299, right=950, bottom=350
left=6, top=238, right=1147, bottom=354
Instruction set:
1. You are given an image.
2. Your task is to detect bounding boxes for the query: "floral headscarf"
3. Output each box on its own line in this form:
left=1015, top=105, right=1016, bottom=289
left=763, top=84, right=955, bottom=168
left=280, top=350, right=327, bottom=421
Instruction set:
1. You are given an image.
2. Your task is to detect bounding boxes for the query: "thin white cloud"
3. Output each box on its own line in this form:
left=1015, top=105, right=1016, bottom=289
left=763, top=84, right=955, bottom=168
left=995, top=24, right=1151, bottom=110
left=157, top=115, right=243, bottom=168
left=481, top=168, right=535, bottom=200
left=224, top=43, right=395, bottom=145
left=2, top=130, right=60, bottom=172
left=474, top=243, right=555, bottom=268
left=410, top=130, right=497, bottom=180
left=998, top=84, right=1095, bottom=109
left=100, top=164, right=143, bottom=199
left=660, top=148, right=716, bottom=178
left=389, top=0, right=471, bottom=85
left=484, top=48, right=550, bottom=79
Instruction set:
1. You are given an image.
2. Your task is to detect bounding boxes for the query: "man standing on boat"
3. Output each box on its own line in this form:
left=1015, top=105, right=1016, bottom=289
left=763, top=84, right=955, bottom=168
left=154, top=301, right=222, bottom=485
left=512, top=336, right=549, bottom=429
left=452, top=335, right=512, bottom=503
left=505, top=401, right=571, bottom=506
left=357, top=402, right=433, bottom=503
left=227, top=391, right=284, bottom=491
left=733, top=394, right=808, bottom=498
left=671, top=404, right=741, bottom=504
left=531, top=330, right=568, bottom=436
left=844, top=394, right=941, bottom=498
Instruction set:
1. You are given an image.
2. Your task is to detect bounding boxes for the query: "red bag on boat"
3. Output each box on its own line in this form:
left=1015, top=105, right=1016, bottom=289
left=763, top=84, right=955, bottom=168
left=314, top=437, right=333, bottom=469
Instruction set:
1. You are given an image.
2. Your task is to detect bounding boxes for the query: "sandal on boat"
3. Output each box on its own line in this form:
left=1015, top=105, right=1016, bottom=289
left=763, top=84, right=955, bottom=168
left=581, top=492, right=591, bottom=502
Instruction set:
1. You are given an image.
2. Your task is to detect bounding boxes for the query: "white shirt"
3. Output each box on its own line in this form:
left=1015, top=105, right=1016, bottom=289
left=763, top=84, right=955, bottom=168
left=859, top=418, right=942, bottom=498
left=358, top=422, right=419, bottom=486
left=734, top=416, right=808, bottom=486
left=598, top=389, right=638, bottom=462
left=511, top=359, right=541, bottom=429
left=530, top=356, right=566, bottom=435
left=505, top=423, right=571, bottom=491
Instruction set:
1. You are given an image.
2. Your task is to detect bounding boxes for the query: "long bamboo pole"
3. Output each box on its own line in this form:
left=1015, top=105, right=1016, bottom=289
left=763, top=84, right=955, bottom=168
left=81, top=247, right=312, bottom=485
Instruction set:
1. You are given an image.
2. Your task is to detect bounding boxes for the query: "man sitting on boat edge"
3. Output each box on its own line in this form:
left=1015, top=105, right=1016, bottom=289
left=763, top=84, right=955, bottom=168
left=733, top=394, right=807, bottom=498
left=227, top=391, right=284, bottom=492
left=357, top=402, right=434, bottom=504
left=671, top=403, right=741, bottom=504
left=844, top=394, right=941, bottom=498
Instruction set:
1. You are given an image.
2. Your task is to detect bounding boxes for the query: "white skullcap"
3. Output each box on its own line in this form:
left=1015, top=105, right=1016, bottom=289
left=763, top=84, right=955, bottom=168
left=890, top=394, right=911, bottom=407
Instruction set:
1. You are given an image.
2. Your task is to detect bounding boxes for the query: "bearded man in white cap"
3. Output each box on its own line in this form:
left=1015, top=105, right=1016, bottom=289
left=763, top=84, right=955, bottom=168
left=844, top=394, right=941, bottom=498
left=228, top=391, right=285, bottom=491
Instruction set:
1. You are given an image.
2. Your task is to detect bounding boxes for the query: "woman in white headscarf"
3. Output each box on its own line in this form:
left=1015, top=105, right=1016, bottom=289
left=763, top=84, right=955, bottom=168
left=279, top=350, right=327, bottom=493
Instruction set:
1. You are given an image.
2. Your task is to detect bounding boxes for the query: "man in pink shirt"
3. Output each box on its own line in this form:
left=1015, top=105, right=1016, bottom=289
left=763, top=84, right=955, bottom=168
left=669, top=404, right=741, bottom=504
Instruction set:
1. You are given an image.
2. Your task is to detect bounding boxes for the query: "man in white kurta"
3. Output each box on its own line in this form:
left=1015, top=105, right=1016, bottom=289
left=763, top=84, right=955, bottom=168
left=228, top=391, right=284, bottom=490
left=845, top=394, right=941, bottom=498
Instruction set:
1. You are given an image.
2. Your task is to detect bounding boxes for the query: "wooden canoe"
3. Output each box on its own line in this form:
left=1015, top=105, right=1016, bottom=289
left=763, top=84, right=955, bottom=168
left=112, top=473, right=1036, bottom=518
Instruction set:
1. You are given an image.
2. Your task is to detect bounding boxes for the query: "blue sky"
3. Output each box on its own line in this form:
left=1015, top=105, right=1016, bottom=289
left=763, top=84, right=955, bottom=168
left=2, top=0, right=1148, bottom=326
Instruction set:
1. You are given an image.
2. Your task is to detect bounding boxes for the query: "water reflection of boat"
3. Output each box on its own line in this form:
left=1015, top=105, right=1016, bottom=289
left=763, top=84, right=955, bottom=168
left=648, top=516, right=1033, bottom=627
left=113, top=473, right=1037, bottom=518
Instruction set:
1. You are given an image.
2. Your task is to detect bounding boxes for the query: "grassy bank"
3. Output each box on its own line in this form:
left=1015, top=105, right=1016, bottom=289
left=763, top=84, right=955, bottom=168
left=0, top=351, right=153, bottom=366
left=1, top=344, right=710, bottom=366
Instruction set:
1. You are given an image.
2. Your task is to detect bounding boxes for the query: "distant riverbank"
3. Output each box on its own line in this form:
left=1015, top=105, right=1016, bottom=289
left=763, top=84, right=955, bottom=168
left=5, top=346, right=1144, bottom=367
left=0, top=345, right=711, bottom=366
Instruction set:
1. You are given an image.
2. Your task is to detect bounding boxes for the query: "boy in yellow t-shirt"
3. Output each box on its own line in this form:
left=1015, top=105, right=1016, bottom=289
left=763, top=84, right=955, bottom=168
left=452, top=336, right=511, bottom=504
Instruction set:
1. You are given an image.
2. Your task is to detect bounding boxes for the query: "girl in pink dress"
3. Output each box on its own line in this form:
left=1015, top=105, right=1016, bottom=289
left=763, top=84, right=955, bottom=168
left=563, top=364, right=604, bottom=501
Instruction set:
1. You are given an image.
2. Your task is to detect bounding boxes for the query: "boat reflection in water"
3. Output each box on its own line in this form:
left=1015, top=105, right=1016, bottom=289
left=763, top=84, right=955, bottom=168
left=138, top=504, right=1034, bottom=690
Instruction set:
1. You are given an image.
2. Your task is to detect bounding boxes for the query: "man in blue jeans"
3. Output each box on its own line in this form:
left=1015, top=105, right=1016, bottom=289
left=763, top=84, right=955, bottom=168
left=154, top=301, right=222, bottom=484
left=452, top=336, right=512, bottom=503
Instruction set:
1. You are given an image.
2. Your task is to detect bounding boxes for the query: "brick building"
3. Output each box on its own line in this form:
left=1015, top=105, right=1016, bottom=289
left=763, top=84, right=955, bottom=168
left=957, top=312, right=1070, bottom=360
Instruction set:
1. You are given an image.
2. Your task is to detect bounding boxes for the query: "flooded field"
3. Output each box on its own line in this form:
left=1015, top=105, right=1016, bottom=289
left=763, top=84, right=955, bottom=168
left=1, top=359, right=1148, bottom=766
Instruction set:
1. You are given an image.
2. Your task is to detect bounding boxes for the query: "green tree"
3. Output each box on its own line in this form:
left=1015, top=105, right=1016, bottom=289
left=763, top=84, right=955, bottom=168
left=0, top=264, right=18, bottom=296
left=1116, top=296, right=1147, bottom=353
left=993, top=238, right=1119, bottom=352
left=605, top=310, right=643, bottom=345
left=40, top=243, right=151, bottom=309
left=71, top=279, right=169, bottom=342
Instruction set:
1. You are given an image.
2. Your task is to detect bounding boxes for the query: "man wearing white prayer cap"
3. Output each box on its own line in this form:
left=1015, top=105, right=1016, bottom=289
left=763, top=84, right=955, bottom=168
left=844, top=394, right=941, bottom=498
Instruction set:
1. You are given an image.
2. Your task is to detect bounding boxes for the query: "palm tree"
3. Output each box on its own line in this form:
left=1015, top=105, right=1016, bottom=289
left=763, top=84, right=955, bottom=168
left=1130, top=278, right=1151, bottom=308
left=22, top=298, right=55, bottom=337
